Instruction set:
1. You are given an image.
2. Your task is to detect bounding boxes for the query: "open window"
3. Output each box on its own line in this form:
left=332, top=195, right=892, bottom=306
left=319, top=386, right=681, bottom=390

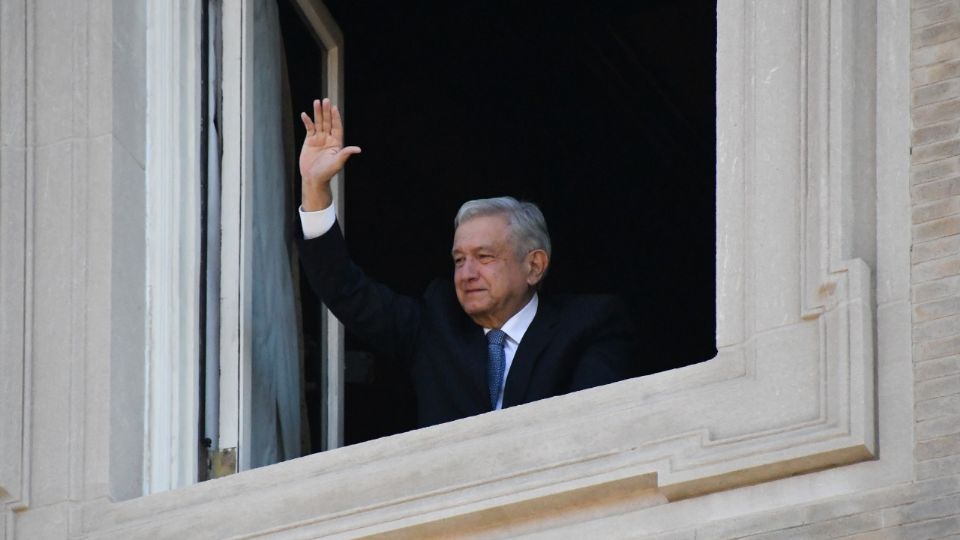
left=144, top=0, right=350, bottom=491
left=146, top=0, right=721, bottom=487
left=139, top=3, right=883, bottom=527
left=327, top=0, right=719, bottom=446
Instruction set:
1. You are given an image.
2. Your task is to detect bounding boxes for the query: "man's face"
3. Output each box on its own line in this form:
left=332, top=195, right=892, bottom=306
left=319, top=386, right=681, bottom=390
left=452, top=214, right=535, bottom=329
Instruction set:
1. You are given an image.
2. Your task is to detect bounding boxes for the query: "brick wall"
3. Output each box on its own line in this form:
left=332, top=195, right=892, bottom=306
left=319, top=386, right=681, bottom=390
left=909, top=0, right=960, bottom=524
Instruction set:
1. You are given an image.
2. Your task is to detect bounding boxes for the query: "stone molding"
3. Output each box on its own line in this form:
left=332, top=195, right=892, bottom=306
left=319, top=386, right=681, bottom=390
left=0, top=0, right=30, bottom=515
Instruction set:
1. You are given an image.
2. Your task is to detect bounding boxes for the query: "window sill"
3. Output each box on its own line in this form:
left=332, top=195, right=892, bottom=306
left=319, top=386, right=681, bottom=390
left=84, top=260, right=874, bottom=537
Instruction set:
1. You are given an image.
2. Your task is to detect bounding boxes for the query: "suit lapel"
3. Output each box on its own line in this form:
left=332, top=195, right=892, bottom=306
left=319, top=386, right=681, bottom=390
left=502, top=297, right=560, bottom=407
left=458, top=310, right=491, bottom=407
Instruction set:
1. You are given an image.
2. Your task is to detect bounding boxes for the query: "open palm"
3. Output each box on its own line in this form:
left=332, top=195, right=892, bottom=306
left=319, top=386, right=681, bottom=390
left=299, top=98, right=361, bottom=185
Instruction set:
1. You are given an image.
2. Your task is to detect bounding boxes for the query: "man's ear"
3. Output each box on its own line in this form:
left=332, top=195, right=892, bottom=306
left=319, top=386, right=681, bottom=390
left=525, top=249, right=549, bottom=286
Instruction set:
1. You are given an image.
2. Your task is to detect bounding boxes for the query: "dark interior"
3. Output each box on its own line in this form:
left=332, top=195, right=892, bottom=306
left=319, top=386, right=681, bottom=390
left=285, top=0, right=718, bottom=449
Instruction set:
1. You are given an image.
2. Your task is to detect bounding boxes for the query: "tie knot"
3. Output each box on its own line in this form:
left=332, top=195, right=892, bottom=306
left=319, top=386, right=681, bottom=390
left=487, top=329, right=507, bottom=348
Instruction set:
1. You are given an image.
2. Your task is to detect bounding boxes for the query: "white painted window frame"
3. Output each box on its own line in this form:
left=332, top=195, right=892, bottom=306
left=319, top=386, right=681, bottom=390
left=143, top=0, right=204, bottom=494
left=218, top=0, right=347, bottom=472
left=101, top=0, right=913, bottom=535
left=144, top=0, right=347, bottom=491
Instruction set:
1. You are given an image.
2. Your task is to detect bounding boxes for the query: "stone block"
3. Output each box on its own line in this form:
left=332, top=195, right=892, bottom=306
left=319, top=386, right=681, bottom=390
left=916, top=414, right=960, bottom=440
left=913, top=274, right=960, bottom=303
left=107, top=136, right=146, bottom=502
left=0, top=3, right=26, bottom=146
left=87, top=0, right=112, bottom=138
left=81, top=133, right=113, bottom=502
left=33, top=0, right=78, bottom=146
left=916, top=433, right=960, bottom=460
left=915, top=294, right=960, bottom=321
left=898, top=493, right=960, bottom=523
left=916, top=374, right=960, bottom=401
left=913, top=58, right=960, bottom=86
left=913, top=37, right=960, bottom=68
left=804, top=490, right=911, bottom=524
left=14, top=502, right=69, bottom=539
left=30, top=141, right=77, bottom=506
left=915, top=354, right=960, bottom=379
left=891, top=515, right=960, bottom=538
left=914, top=0, right=960, bottom=29
left=913, top=315, right=960, bottom=344
left=916, top=0, right=957, bottom=11
left=747, top=511, right=884, bottom=540
left=694, top=509, right=808, bottom=540
left=913, top=156, right=960, bottom=184
left=912, top=474, right=960, bottom=502
left=913, top=139, right=960, bottom=164
left=0, top=144, right=25, bottom=500
left=917, top=394, right=960, bottom=421
left=913, top=118, right=960, bottom=144
left=915, top=21, right=960, bottom=49
left=913, top=196, right=960, bottom=224
left=912, top=255, right=960, bottom=283
left=921, top=334, right=960, bottom=360
left=913, top=98, right=960, bottom=127
left=913, top=235, right=960, bottom=263
left=914, top=215, right=960, bottom=243
left=912, top=175, right=960, bottom=203
left=917, top=454, right=960, bottom=480
left=109, top=0, right=146, bottom=167
left=692, top=482, right=932, bottom=540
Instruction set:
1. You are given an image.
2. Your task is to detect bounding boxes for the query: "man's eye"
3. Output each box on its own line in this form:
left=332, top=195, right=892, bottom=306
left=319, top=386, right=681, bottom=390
left=478, top=254, right=494, bottom=262
left=453, top=258, right=464, bottom=267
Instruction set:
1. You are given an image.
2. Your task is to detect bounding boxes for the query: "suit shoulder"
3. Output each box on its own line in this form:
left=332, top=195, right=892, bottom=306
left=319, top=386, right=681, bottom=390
left=550, top=293, right=627, bottom=313
left=422, top=278, right=463, bottom=312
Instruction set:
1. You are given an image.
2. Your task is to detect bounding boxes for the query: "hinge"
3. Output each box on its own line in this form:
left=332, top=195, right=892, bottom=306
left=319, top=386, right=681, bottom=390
left=209, top=447, right=238, bottom=479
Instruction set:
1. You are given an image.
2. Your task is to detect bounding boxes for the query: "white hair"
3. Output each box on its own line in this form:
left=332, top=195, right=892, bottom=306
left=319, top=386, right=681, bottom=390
left=454, top=196, right=552, bottom=259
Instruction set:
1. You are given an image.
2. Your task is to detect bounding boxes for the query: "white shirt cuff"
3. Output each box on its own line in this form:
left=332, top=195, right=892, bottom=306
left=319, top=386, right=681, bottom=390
left=299, top=202, right=337, bottom=240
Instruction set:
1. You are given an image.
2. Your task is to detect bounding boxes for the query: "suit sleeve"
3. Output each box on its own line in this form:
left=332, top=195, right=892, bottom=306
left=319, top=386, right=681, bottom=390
left=567, top=297, right=640, bottom=392
left=298, top=221, right=421, bottom=363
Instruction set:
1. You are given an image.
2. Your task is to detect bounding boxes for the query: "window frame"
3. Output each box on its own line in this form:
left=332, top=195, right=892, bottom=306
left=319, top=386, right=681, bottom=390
left=143, top=0, right=204, bottom=493
left=144, top=0, right=348, bottom=490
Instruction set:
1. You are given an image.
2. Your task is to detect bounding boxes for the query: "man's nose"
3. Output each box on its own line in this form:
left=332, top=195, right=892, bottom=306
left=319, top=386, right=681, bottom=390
left=457, top=259, right=478, bottom=280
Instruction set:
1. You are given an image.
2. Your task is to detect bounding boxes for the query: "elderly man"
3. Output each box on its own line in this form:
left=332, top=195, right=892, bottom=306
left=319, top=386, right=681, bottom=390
left=298, top=99, right=638, bottom=427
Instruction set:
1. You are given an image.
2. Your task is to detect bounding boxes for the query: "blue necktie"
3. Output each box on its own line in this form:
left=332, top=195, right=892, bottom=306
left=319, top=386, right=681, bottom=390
left=486, top=329, right=507, bottom=409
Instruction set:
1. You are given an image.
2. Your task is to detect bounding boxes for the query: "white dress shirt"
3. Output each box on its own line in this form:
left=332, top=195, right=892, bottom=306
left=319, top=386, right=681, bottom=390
left=299, top=202, right=338, bottom=239
left=299, top=203, right=540, bottom=410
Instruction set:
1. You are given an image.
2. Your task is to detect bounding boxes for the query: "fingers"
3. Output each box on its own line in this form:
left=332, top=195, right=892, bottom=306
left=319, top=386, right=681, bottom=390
left=337, top=146, right=362, bottom=166
left=331, top=105, right=344, bottom=141
left=321, top=98, right=332, bottom=135
left=305, top=98, right=349, bottom=143
left=300, top=112, right=315, bottom=134
left=312, top=99, right=322, bottom=133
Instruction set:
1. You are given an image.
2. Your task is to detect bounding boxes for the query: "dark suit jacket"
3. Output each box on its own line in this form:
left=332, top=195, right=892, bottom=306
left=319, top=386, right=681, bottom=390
left=299, top=222, right=639, bottom=428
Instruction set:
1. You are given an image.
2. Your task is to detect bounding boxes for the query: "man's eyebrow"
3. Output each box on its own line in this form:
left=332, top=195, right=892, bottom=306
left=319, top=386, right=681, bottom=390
left=452, top=246, right=490, bottom=258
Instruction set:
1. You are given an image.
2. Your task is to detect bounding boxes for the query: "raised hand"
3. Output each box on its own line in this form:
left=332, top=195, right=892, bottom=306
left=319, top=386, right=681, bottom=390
left=299, top=98, right=361, bottom=211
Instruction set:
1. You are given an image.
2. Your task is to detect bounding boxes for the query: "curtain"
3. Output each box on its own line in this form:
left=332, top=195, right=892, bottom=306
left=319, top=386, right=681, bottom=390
left=250, top=0, right=301, bottom=467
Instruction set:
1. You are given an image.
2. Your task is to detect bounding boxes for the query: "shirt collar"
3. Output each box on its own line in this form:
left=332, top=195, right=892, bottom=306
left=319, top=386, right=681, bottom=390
left=484, top=293, right=539, bottom=344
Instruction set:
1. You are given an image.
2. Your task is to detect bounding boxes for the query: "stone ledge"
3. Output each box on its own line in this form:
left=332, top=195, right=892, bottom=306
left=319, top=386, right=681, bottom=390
left=77, top=260, right=875, bottom=539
